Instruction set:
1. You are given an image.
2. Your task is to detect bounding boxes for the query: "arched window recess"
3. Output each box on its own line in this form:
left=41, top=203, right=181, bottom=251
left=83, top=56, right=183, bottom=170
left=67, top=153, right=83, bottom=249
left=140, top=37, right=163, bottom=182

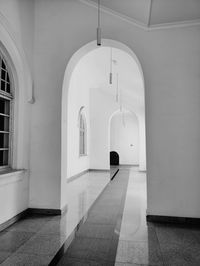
left=78, top=107, right=87, bottom=156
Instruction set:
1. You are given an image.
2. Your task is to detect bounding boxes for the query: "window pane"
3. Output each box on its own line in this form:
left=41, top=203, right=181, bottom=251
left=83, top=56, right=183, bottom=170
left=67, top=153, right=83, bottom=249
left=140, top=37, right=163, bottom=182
left=1, top=60, right=6, bottom=70
left=1, top=69, right=6, bottom=80
left=0, top=57, right=11, bottom=96
left=0, top=116, right=9, bottom=131
left=0, top=133, right=9, bottom=148
left=1, top=80, right=5, bottom=91
left=0, top=150, right=8, bottom=166
left=6, top=82, right=10, bottom=93
left=0, top=151, right=3, bottom=166
left=6, top=72, right=10, bottom=84
left=6, top=73, right=10, bottom=93
left=0, top=98, right=4, bottom=113
left=0, top=98, right=10, bottom=115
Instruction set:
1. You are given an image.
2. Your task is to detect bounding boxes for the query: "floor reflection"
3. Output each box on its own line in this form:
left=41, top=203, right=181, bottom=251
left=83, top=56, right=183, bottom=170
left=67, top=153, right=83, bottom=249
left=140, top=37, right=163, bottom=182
left=115, top=167, right=200, bottom=266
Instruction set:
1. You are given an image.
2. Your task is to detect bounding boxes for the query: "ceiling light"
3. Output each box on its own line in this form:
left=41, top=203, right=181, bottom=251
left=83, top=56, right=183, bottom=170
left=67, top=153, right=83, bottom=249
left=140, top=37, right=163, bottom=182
left=97, top=0, right=101, bottom=46
left=116, top=73, right=119, bottom=102
left=109, top=47, right=113, bottom=84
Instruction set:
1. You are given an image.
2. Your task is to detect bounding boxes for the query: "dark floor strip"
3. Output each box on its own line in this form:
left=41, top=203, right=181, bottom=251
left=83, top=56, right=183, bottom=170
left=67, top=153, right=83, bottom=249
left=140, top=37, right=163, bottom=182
left=54, top=169, right=130, bottom=266
left=110, top=169, right=119, bottom=181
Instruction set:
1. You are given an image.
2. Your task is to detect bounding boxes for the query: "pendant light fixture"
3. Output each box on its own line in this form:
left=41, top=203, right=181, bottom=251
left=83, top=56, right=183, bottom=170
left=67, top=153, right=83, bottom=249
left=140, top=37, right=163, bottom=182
left=116, top=73, right=119, bottom=102
left=109, top=47, right=113, bottom=84
left=97, top=0, right=101, bottom=46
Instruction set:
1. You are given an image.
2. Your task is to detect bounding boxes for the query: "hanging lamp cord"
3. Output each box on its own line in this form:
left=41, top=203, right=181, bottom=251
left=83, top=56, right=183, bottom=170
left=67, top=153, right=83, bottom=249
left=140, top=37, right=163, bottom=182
left=97, top=0, right=101, bottom=46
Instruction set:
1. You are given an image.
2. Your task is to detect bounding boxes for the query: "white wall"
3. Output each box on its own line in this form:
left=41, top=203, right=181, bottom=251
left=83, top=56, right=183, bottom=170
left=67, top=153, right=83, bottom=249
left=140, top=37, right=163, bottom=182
left=138, top=114, right=146, bottom=171
left=90, top=89, right=117, bottom=170
left=0, top=171, right=28, bottom=225
left=0, top=0, right=33, bottom=224
left=67, top=60, right=90, bottom=178
left=110, top=112, right=139, bottom=165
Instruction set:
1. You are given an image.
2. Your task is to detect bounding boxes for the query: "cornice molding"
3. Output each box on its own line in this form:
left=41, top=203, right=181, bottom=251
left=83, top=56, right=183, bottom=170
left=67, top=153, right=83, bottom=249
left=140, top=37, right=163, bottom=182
left=78, top=0, right=147, bottom=30
left=78, top=0, right=200, bottom=30
left=149, top=19, right=200, bottom=30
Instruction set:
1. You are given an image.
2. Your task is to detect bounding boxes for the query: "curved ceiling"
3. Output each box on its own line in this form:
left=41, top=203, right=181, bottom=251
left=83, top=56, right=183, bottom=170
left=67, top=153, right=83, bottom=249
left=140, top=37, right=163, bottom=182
left=74, top=47, right=144, bottom=114
left=80, top=0, right=200, bottom=28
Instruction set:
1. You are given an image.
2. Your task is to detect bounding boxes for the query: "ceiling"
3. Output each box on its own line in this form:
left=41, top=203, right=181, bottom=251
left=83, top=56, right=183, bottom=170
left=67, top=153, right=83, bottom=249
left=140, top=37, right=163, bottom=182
left=80, top=0, right=200, bottom=28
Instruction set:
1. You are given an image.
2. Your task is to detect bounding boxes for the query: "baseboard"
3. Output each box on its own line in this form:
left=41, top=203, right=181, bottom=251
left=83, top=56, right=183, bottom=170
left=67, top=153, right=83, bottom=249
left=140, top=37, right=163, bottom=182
left=147, top=215, right=200, bottom=226
left=67, top=168, right=111, bottom=183
left=67, top=169, right=89, bottom=183
left=119, top=164, right=139, bottom=167
left=0, top=209, right=29, bottom=232
left=28, top=204, right=68, bottom=216
left=89, top=169, right=110, bottom=172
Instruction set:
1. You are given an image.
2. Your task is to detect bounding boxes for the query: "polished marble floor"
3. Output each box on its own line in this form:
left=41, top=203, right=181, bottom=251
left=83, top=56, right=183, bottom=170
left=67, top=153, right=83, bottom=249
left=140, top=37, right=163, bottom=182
left=1, top=167, right=200, bottom=265
left=115, top=168, right=200, bottom=266
left=0, top=170, right=112, bottom=265
left=56, top=168, right=130, bottom=265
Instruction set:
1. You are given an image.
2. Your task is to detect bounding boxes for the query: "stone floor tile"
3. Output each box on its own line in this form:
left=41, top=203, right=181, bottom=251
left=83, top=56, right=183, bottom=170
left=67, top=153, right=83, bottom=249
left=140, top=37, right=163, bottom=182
left=76, top=222, right=114, bottom=240
left=115, top=263, right=152, bottom=266
left=115, top=240, right=164, bottom=266
left=17, top=234, right=66, bottom=256
left=1, top=253, right=52, bottom=266
left=6, top=216, right=52, bottom=233
left=155, top=224, right=199, bottom=246
left=0, top=231, right=34, bottom=253
left=37, top=218, right=68, bottom=237
left=160, top=240, right=200, bottom=266
left=58, top=257, right=114, bottom=266
left=87, top=211, right=118, bottom=225
left=0, top=251, right=12, bottom=264
left=66, top=237, right=112, bottom=262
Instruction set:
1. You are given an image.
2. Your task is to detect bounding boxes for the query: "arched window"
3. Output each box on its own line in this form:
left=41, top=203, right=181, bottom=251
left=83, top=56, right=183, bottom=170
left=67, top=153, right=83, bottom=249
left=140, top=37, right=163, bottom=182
left=0, top=53, right=13, bottom=168
left=79, top=108, right=87, bottom=156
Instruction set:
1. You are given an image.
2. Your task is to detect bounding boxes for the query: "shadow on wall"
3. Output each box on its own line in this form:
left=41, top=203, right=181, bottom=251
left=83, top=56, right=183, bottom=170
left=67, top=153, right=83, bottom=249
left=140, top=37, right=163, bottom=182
left=110, top=151, right=119, bottom=165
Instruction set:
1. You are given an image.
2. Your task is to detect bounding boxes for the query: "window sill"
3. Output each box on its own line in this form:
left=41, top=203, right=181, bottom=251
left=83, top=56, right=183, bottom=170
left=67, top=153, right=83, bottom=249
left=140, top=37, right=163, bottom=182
left=0, top=169, right=26, bottom=186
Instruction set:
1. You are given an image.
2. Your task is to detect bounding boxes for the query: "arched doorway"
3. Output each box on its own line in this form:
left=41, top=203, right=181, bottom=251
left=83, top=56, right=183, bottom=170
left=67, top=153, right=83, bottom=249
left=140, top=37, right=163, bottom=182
left=61, top=39, right=146, bottom=207
left=109, top=110, right=140, bottom=167
left=110, top=151, right=119, bottom=165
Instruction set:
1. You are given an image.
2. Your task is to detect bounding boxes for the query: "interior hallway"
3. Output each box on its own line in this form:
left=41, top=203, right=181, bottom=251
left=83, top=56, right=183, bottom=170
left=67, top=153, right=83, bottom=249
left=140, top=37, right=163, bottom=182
left=1, top=167, right=200, bottom=265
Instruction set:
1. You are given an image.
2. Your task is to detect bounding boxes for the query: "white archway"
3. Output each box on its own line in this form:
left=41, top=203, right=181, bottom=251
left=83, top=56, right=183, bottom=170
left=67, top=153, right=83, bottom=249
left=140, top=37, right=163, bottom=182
left=61, top=39, right=146, bottom=206
left=109, top=109, right=140, bottom=166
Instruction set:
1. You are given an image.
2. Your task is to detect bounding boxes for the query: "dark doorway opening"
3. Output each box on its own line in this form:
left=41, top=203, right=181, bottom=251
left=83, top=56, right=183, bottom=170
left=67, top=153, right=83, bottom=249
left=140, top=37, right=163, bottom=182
left=110, top=151, right=119, bottom=165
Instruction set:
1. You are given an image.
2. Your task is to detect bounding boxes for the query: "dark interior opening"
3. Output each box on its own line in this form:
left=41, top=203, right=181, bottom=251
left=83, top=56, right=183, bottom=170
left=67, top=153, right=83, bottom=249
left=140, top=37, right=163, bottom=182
left=110, top=151, right=119, bottom=165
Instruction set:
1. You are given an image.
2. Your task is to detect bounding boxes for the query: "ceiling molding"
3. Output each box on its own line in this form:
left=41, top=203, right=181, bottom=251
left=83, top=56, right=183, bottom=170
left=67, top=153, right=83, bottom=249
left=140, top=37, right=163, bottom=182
left=78, top=0, right=147, bottom=30
left=149, top=19, right=200, bottom=30
left=78, top=0, right=200, bottom=30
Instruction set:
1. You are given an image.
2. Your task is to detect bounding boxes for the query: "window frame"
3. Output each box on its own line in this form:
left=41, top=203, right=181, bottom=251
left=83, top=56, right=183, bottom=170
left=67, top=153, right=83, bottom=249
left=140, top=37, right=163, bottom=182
left=0, top=53, right=14, bottom=170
